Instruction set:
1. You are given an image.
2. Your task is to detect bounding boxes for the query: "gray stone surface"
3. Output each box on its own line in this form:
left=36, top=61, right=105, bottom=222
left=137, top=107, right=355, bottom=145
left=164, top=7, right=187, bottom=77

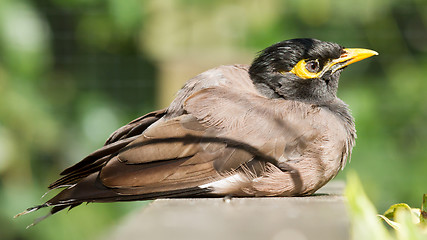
left=104, top=181, right=349, bottom=240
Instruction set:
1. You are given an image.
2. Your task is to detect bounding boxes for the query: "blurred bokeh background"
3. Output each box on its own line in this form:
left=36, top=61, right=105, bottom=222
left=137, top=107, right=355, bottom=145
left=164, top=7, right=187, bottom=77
left=0, top=0, right=426, bottom=239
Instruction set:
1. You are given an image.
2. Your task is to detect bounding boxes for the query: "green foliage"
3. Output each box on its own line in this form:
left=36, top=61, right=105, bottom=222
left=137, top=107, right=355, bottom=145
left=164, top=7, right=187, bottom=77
left=346, top=172, right=391, bottom=240
left=346, top=172, right=427, bottom=240
left=0, top=0, right=51, bottom=79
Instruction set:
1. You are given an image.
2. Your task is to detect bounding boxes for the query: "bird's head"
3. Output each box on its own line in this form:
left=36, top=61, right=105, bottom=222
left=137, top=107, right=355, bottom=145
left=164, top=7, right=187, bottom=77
left=249, top=38, right=378, bottom=104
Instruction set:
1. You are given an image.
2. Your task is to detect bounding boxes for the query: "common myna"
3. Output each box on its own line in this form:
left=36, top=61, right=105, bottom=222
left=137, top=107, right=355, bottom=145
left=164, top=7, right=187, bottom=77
left=17, top=38, right=377, bottom=225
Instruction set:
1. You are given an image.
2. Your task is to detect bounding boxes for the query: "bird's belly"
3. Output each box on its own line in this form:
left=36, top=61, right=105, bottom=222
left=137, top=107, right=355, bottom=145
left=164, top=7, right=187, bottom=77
left=203, top=140, right=345, bottom=197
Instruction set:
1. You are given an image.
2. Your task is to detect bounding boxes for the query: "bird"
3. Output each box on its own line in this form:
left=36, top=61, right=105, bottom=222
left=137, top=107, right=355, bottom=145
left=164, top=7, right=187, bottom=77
left=16, top=38, right=377, bottom=226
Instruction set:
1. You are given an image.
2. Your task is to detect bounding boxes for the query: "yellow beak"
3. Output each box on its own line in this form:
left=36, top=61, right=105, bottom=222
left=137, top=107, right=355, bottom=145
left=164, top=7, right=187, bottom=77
left=328, top=48, right=379, bottom=72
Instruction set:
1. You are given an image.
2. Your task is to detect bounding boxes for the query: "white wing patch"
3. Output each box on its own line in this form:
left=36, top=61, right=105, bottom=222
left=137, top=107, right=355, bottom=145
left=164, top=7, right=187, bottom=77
left=199, top=174, right=247, bottom=194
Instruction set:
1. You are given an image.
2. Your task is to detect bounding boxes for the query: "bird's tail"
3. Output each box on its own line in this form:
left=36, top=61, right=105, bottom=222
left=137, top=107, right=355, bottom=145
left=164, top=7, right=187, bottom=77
left=14, top=172, right=113, bottom=228
left=14, top=202, right=78, bottom=228
left=14, top=172, right=212, bottom=228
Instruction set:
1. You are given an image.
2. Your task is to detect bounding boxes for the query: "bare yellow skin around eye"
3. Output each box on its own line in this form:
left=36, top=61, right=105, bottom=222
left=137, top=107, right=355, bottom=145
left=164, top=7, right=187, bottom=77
left=279, top=59, right=321, bottom=79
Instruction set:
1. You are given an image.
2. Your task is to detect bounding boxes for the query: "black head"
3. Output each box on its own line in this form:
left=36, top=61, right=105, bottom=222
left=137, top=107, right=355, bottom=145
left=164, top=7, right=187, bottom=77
left=249, top=38, right=377, bottom=104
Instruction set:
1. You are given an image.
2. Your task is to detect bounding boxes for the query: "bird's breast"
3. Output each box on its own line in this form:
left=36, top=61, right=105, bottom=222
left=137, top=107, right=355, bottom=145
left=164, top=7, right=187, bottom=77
left=239, top=104, right=351, bottom=196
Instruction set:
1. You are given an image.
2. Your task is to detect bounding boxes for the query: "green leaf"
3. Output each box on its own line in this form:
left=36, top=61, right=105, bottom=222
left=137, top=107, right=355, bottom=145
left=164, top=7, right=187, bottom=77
left=345, top=171, right=392, bottom=240
left=384, top=203, right=421, bottom=224
left=421, top=194, right=427, bottom=224
left=395, top=209, right=424, bottom=240
left=378, top=214, right=401, bottom=230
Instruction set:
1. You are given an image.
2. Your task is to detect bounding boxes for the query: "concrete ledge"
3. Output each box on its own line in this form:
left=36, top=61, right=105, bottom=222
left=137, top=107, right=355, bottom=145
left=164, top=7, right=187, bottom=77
left=105, top=181, right=349, bottom=240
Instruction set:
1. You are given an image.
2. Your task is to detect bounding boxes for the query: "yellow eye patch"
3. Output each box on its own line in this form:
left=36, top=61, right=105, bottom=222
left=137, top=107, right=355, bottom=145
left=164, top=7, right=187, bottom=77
left=280, top=59, right=322, bottom=79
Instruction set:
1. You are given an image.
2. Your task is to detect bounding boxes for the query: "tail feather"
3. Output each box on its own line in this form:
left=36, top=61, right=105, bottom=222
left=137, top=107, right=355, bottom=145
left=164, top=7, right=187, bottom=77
left=25, top=212, right=52, bottom=229
left=14, top=203, right=49, bottom=219
left=14, top=203, right=80, bottom=228
left=15, top=172, right=213, bottom=227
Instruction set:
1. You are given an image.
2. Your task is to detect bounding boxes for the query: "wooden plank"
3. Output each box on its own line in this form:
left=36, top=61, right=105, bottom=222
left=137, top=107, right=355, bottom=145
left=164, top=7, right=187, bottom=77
left=104, top=181, right=349, bottom=240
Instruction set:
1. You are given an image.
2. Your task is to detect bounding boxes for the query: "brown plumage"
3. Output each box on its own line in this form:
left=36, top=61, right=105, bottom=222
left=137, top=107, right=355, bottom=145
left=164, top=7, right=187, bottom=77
left=16, top=38, right=377, bottom=226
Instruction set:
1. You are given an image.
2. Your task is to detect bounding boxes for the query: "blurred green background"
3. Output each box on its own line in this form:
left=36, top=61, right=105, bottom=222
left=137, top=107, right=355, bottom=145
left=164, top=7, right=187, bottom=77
left=0, top=0, right=426, bottom=239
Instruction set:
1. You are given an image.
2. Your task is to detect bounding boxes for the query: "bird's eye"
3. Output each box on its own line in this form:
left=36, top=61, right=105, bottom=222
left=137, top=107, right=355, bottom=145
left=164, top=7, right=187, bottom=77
left=306, top=60, right=320, bottom=73
left=284, top=59, right=323, bottom=79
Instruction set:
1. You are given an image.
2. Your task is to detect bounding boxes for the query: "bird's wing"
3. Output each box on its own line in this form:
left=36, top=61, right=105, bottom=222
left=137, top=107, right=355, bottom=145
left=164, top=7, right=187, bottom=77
left=183, top=87, right=314, bottom=159
left=97, top=84, right=320, bottom=195
left=104, top=109, right=167, bottom=145
left=98, top=113, right=255, bottom=195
